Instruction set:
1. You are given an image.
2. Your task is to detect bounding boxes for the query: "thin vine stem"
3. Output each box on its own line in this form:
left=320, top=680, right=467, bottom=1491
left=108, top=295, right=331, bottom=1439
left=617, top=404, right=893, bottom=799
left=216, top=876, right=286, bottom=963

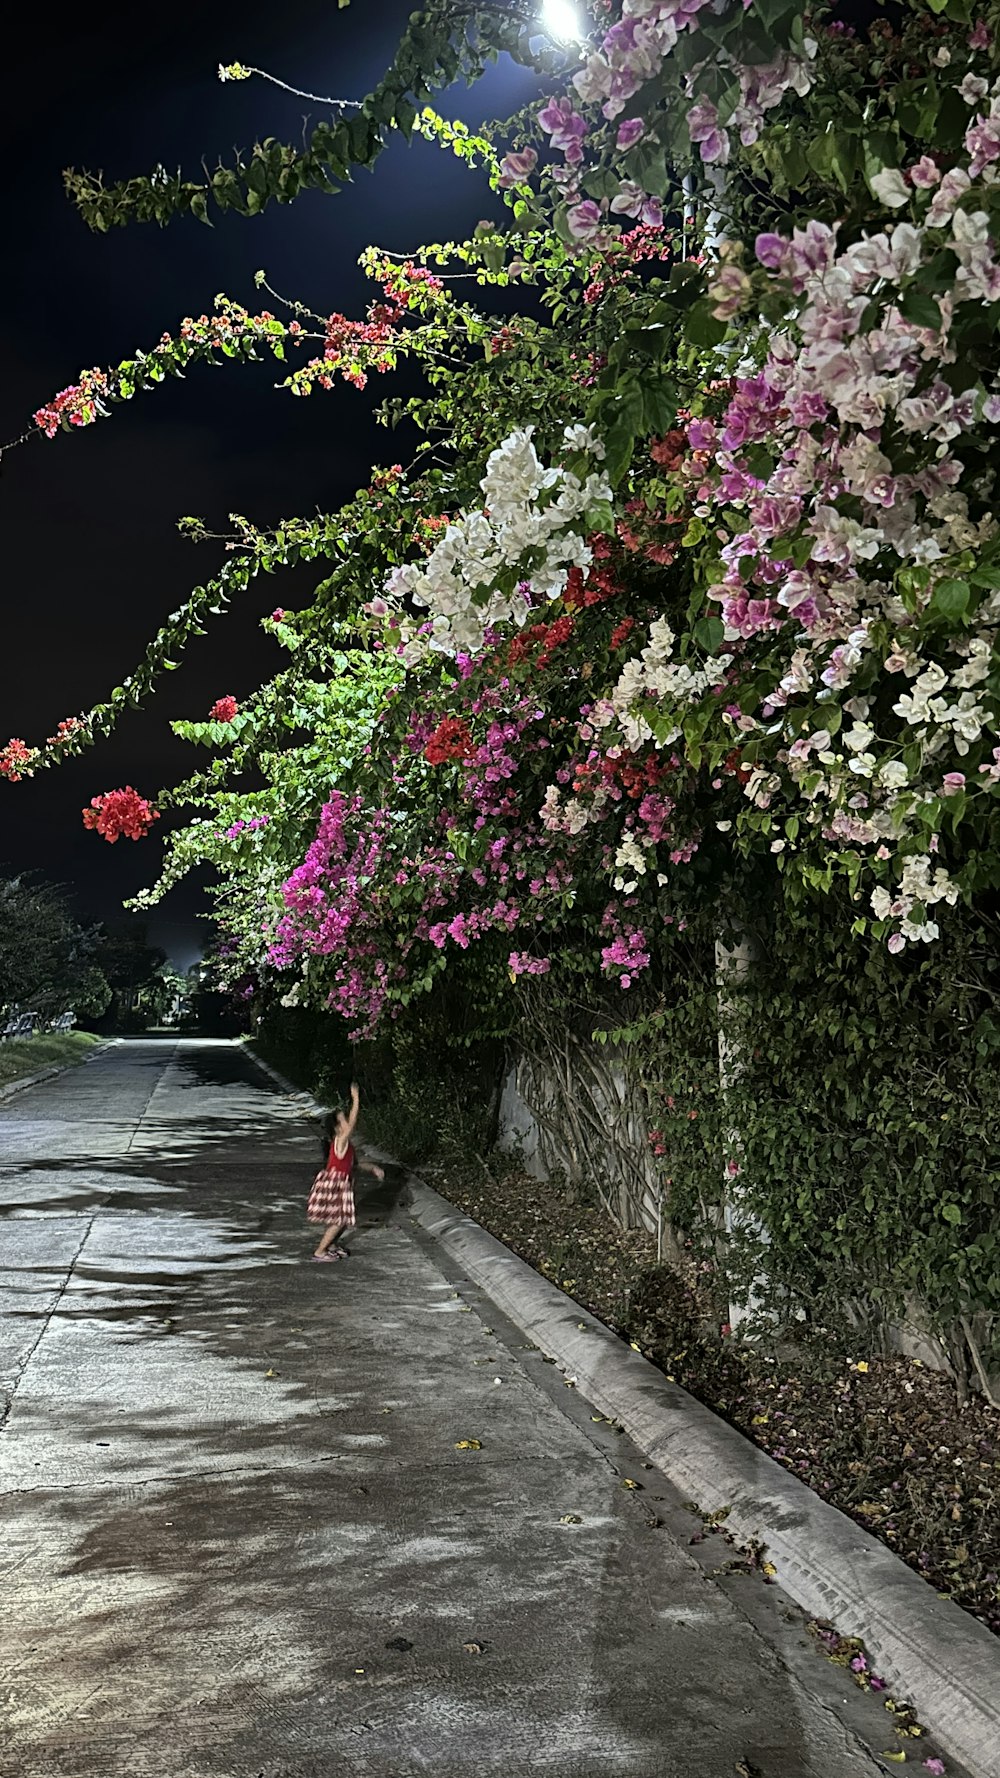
left=219, top=65, right=363, bottom=110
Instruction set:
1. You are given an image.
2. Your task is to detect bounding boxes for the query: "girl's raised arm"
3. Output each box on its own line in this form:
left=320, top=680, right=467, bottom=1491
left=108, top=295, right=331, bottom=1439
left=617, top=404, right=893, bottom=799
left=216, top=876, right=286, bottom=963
left=343, top=1081, right=361, bottom=1140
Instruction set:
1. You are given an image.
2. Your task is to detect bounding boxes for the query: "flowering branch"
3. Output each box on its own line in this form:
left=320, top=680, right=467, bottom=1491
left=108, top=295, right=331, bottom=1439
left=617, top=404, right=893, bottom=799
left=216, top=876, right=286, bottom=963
left=64, top=4, right=567, bottom=232
left=216, top=62, right=362, bottom=109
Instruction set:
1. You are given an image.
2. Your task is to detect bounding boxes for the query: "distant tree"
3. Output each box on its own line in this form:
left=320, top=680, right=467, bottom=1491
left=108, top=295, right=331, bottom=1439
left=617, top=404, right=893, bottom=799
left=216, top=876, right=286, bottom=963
left=70, top=965, right=113, bottom=1020
left=91, top=920, right=169, bottom=1030
left=0, top=873, right=111, bottom=1020
left=147, top=963, right=188, bottom=1024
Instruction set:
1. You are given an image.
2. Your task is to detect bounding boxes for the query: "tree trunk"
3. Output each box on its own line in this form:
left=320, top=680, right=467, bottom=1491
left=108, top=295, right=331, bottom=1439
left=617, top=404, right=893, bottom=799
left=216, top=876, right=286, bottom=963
left=715, top=923, right=769, bottom=1331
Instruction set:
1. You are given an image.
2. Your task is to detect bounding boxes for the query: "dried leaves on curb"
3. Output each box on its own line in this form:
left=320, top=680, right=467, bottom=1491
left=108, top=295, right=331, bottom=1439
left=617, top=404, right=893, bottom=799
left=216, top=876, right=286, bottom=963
left=435, top=1161, right=1000, bottom=1637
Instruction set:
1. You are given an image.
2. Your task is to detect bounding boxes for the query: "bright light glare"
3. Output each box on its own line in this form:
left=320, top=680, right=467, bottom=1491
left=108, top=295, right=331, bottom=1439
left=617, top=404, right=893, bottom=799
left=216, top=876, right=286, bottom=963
left=542, top=0, right=584, bottom=44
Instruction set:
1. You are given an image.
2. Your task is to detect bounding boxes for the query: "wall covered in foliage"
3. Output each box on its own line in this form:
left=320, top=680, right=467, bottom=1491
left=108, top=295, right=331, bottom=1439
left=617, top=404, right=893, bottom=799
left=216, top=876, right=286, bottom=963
left=8, top=0, right=1000, bottom=1394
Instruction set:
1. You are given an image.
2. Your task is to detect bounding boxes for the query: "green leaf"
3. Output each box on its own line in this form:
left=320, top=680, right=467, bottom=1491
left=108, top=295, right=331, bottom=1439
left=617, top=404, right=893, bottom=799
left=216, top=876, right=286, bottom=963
left=928, top=578, right=971, bottom=623
left=693, top=615, right=725, bottom=654
left=899, top=290, right=942, bottom=330
left=395, top=97, right=418, bottom=140
left=642, top=379, right=678, bottom=435
left=602, top=381, right=646, bottom=484
left=806, top=128, right=850, bottom=192
left=684, top=301, right=728, bottom=349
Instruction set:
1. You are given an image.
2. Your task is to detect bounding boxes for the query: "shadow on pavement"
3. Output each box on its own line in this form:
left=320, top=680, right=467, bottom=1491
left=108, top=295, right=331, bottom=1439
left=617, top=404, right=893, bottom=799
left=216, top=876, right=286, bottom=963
left=0, top=1039, right=868, bottom=1778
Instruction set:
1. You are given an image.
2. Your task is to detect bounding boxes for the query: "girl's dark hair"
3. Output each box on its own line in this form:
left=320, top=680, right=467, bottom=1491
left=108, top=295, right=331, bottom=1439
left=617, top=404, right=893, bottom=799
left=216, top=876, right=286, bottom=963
left=321, top=1105, right=349, bottom=1148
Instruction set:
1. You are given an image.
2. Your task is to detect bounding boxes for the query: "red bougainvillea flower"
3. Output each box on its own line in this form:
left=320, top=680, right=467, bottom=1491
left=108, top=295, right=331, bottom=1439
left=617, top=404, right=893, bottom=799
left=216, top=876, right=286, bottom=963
left=32, top=368, right=109, bottom=439
left=609, top=617, right=636, bottom=651
left=0, top=738, right=39, bottom=782
left=508, top=614, right=576, bottom=669
left=82, top=787, right=159, bottom=844
left=650, top=429, right=687, bottom=470
left=208, top=696, right=239, bottom=722
left=46, top=717, right=84, bottom=747
left=423, top=717, right=473, bottom=765
left=562, top=558, right=621, bottom=610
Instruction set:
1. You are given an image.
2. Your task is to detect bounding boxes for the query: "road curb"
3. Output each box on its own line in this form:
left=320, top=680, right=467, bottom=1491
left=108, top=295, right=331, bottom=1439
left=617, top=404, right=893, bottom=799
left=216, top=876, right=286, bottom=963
left=0, top=1040, right=115, bottom=1105
left=406, top=1180, right=1000, bottom=1778
left=242, top=1042, right=1000, bottom=1778
left=243, top=1046, right=329, bottom=1122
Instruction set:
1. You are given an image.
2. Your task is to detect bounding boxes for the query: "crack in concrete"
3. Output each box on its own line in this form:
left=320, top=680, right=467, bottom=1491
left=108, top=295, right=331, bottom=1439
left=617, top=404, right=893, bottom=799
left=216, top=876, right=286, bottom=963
left=124, top=1043, right=179, bottom=1154
left=0, top=1046, right=178, bottom=1439
left=0, top=1452, right=354, bottom=1497
left=807, top=1693, right=898, bottom=1775
left=0, top=1447, right=602, bottom=1499
left=0, top=1209, right=103, bottom=1438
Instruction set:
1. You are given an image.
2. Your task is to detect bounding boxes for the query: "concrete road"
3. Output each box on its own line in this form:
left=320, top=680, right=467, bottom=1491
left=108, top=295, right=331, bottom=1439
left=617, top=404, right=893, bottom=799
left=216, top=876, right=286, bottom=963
left=0, top=1040, right=887, bottom=1778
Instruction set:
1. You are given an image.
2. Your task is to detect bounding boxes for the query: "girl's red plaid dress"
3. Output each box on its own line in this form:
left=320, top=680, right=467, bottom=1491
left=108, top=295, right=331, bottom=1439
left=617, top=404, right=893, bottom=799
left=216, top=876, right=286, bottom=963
left=307, top=1141, right=356, bottom=1228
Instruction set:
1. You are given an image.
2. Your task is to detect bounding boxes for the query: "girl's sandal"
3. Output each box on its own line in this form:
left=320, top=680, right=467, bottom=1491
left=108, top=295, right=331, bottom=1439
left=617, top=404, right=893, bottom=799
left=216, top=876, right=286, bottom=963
left=313, top=1251, right=340, bottom=1262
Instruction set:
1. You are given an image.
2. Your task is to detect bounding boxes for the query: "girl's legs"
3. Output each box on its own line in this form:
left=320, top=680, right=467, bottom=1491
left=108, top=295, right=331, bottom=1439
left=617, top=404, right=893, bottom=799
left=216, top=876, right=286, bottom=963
left=314, top=1222, right=344, bottom=1257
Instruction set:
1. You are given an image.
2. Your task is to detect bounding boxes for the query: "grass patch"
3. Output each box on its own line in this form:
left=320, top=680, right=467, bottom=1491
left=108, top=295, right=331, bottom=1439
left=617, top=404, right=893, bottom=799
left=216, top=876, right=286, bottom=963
left=0, top=1031, right=103, bottom=1090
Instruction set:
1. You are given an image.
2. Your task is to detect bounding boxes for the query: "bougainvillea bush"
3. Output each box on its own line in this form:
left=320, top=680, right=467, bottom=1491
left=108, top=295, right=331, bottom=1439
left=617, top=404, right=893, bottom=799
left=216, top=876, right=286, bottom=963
left=7, top=0, right=1000, bottom=1383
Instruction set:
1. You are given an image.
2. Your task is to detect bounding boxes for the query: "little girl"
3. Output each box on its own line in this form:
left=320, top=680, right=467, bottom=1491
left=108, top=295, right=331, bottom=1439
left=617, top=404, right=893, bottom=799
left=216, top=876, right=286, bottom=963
left=308, top=1081, right=384, bottom=1261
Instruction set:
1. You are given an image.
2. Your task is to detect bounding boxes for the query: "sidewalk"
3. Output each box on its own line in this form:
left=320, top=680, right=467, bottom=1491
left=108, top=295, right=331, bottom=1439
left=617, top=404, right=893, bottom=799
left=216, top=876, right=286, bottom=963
left=0, top=1038, right=956, bottom=1776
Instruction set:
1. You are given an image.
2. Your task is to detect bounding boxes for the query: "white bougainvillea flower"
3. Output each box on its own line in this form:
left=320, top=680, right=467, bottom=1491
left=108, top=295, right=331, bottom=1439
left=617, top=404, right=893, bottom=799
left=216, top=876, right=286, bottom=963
left=869, top=167, right=911, bottom=208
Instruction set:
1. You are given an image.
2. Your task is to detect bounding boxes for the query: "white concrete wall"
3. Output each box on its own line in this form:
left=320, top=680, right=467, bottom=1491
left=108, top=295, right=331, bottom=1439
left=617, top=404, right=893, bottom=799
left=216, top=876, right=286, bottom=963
left=497, top=1052, right=665, bottom=1242
left=497, top=1066, right=548, bottom=1183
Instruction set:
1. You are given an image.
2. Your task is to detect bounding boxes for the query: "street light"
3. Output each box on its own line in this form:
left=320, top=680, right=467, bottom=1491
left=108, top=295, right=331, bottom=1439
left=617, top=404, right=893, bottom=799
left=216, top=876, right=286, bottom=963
left=542, top=0, right=584, bottom=43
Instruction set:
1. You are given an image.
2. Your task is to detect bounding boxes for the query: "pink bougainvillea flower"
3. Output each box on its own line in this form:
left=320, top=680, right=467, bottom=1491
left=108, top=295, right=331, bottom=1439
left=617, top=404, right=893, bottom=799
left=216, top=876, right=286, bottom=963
left=498, top=148, right=538, bottom=187
left=909, top=155, right=941, bottom=189
left=923, top=1761, right=946, bottom=1776
left=32, top=375, right=106, bottom=439
left=538, top=96, right=589, bottom=157
left=616, top=118, right=645, bottom=150
left=610, top=179, right=649, bottom=219
left=209, top=696, right=239, bottom=722
left=755, top=231, right=791, bottom=271
left=0, top=738, right=39, bottom=782
left=82, top=787, right=159, bottom=844
left=687, top=99, right=730, bottom=165
left=508, top=951, right=551, bottom=976
left=567, top=199, right=606, bottom=243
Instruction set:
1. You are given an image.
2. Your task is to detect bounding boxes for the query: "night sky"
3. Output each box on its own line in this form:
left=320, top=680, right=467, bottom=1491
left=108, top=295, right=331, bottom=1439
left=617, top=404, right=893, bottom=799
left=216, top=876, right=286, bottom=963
left=0, top=2, right=543, bottom=965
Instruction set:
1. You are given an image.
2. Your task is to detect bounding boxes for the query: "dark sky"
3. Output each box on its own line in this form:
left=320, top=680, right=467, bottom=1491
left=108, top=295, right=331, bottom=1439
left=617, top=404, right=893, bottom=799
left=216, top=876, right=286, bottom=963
left=0, top=1, right=543, bottom=966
